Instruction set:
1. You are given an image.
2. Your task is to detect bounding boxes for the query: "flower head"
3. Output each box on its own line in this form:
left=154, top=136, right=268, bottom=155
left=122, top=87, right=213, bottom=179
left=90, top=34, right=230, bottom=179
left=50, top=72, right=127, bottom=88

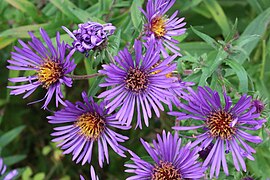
left=80, top=166, right=99, bottom=180
left=48, top=92, right=130, bottom=167
left=125, top=131, right=206, bottom=179
left=0, top=157, right=18, bottom=180
left=63, top=22, right=115, bottom=55
left=7, top=28, right=76, bottom=109
left=140, top=0, right=186, bottom=57
left=169, top=86, right=266, bottom=178
left=98, top=40, right=177, bottom=129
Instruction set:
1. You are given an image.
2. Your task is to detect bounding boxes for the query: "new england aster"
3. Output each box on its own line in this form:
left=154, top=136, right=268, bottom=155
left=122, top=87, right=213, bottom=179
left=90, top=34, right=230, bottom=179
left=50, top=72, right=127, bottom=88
left=168, top=86, right=266, bottom=178
left=7, top=28, right=76, bottom=109
left=125, top=131, right=206, bottom=179
left=140, top=0, right=186, bottom=57
left=0, top=157, right=18, bottom=180
left=62, top=21, right=115, bottom=55
left=48, top=92, right=130, bottom=167
left=98, top=39, right=177, bottom=129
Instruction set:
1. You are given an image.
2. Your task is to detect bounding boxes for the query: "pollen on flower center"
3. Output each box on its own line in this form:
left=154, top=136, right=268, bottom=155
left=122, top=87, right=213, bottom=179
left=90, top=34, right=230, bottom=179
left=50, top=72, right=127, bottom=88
left=75, top=112, right=105, bottom=140
left=206, top=111, right=236, bottom=139
left=37, top=60, right=63, bottom=88
left=150, top=16, right=167, bottom=38
left=125, top=68, right=148, bottom=93
left=151, top=161, right=182, bottom=180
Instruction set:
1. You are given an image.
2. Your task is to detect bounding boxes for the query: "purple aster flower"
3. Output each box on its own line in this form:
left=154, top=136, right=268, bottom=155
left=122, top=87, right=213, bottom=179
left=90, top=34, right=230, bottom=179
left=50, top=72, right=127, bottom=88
left=98, top=39, right=177, bottom=129
left=48, top=91, right=130, bottom=167
left=169, top=86, right=266, bottom=178
left=0, top=158, right=18, bottom=180
left=80, top=166, right=99, bottom=180
left=125, top=131, right=206, bottom=179
left=140, top=0, right=186, bottom=57
left=63, top=22, right=115, bottom=55
left=7, top=28, right=76, bottom=109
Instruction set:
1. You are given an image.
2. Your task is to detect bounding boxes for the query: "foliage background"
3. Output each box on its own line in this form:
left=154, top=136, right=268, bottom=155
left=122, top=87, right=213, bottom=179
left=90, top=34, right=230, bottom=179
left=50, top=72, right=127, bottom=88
left=0, top=0, right=270, bottom=179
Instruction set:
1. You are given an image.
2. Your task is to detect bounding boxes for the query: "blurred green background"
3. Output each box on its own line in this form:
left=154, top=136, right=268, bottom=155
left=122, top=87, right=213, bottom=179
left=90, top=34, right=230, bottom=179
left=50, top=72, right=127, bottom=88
left=0, top=0, right=270, bottom=179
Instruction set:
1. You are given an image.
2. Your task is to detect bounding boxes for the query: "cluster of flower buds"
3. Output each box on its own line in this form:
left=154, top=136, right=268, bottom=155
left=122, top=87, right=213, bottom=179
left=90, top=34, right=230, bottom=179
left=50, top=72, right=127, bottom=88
left=63, top=22, right=115, bottom=55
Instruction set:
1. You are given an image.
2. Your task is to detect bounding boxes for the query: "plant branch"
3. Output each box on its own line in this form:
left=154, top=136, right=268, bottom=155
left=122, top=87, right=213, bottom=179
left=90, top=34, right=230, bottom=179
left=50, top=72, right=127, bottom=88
left=67, top=73, right=103, bottom=80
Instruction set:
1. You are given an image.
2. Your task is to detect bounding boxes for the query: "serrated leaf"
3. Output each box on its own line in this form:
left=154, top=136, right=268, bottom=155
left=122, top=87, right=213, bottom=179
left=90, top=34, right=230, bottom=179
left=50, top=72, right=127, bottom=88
left=0, top=126, right=25, bottom=148
left=226, top=59, right=248, bottom=93
left=130, top=0, right=143, bottom=29
left=191, top=26, right=219, bottom=50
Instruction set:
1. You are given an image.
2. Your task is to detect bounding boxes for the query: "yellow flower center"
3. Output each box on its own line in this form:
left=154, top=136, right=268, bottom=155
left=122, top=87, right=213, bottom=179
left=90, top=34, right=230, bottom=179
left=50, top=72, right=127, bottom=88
left=150, top=16, right=167, bottom=38
left=75, top=112, right=105, bottom=140
left=151, top=161, right=182, bottom=180
left=206, top=111, right=236, bottom=139
left=37, top=60, right=63, bottom=88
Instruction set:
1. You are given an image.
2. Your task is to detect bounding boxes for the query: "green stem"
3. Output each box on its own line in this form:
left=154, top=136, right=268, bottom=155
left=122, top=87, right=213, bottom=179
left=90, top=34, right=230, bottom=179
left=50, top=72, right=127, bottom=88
left=67, top=73, right=102, bottom=80
left=260, top=40, right=266, bottom=80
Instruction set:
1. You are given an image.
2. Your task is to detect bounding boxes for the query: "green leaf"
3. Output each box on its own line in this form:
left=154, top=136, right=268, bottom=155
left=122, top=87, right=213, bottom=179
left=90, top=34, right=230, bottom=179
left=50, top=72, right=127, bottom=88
left=247, top=0, right=263, bottom=14
left=5, top=0, right=43, bottom=22
left=33, top=173, right=45, bottom=180
left=199, top=50, right=228, bottom=86
left=191, top=26, right=219, bottom=50
left=0, top=37, right=16, bottom=49
left=226, top=59, right=249, bottom=93
left=204, top=0, right=231, bottom=37
left=234, top=7, right=270, bottom=64
left=3, top=155, right=26, bottom=166
left=67, top=6, right=105, bottom=23
left=22, top=167, right=33, bottom=180
left=0, top=24, right=48, bottom=38
left=0, top=126, right=25, bottom=148
left=130, top=0, right=143, bottom=29
left=49, top=0, right=80, bottom=22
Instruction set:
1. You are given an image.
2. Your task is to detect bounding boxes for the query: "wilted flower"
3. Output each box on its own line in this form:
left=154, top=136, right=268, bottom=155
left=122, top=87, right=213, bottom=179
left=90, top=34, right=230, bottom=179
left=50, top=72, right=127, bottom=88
left=98, top=39, right=177, bottom=129
left=169, top=86, right=266, bottom=178
left=80, top=166, right=99, bottom=180
left=48, top=92, right=130, bottom=167
left=125, top=131, right=206, bottom=179
left=7, top=28, right=76, bottom=109
left=63, top=22, right=115, bottom=55
left=140, top=0, right=186, bottom=57
left=0, top=157, right=18, bottom=180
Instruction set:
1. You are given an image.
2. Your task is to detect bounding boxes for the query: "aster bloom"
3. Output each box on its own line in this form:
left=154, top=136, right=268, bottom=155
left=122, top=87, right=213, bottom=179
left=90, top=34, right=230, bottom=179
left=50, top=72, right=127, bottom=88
left=48, top=92, right=130, bottom=167
left=0, top=158, right=18, bottom=180
left=80, top=166, right=99, bottom=180
left=63, top=22, right=115, bottom=55
left=7, top=28, right=76, bottom=109
left=98, top=39, right=177, bottom=129
left=125, top=131, right=206, bottom=179
left=140, top=0, right=186, bottom=57
left=169, top=86, right=266, bottom=178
